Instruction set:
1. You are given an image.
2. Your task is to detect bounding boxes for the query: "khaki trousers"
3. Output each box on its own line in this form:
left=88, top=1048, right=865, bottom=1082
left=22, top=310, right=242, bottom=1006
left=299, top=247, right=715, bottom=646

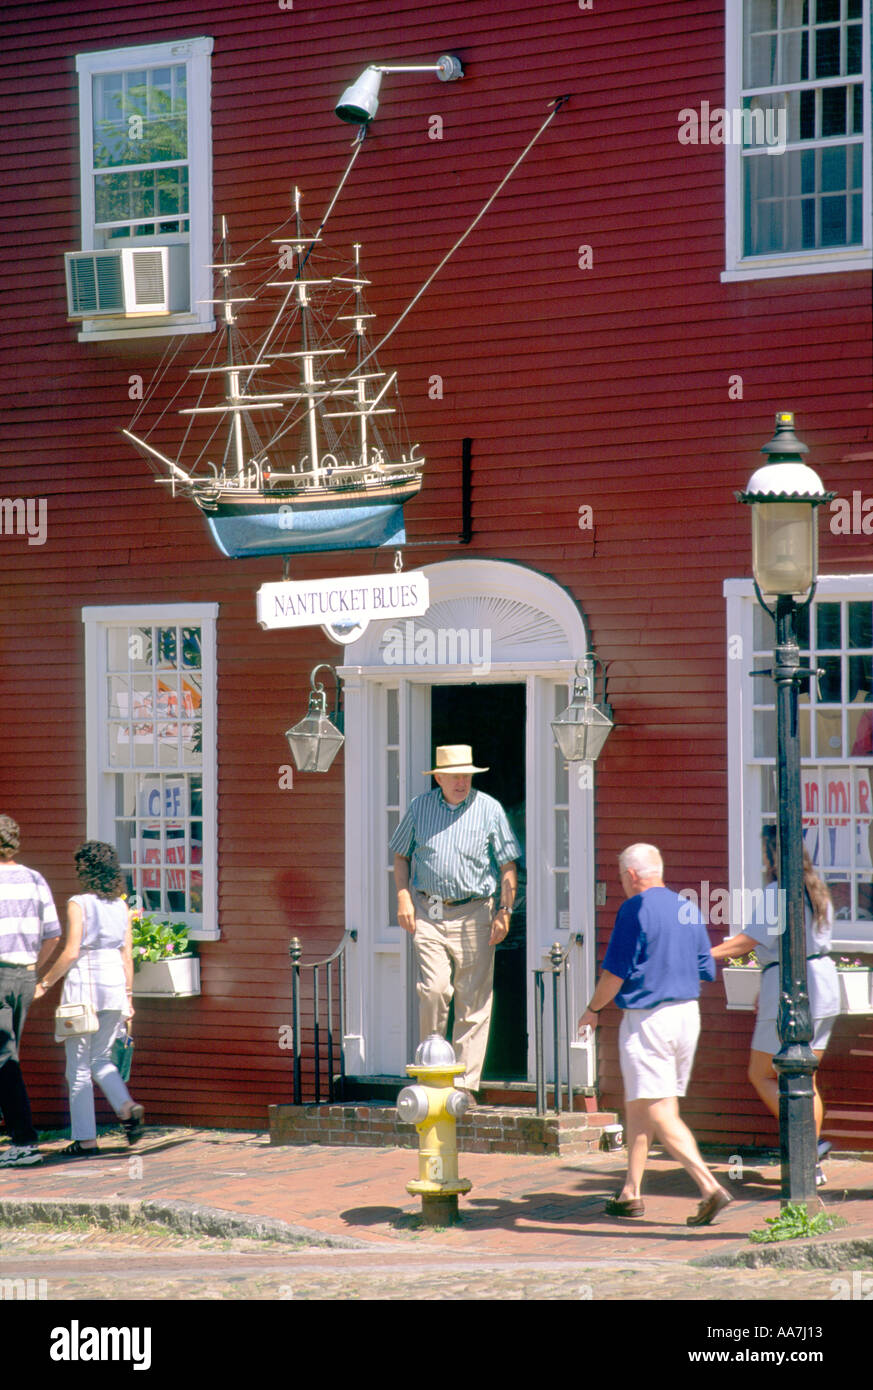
left=413, top=893, right=494, bottom=1091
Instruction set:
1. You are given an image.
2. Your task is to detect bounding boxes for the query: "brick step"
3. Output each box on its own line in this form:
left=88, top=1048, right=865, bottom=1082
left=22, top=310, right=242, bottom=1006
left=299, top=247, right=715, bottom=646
left=269, top=1102, right=619, bottom=1156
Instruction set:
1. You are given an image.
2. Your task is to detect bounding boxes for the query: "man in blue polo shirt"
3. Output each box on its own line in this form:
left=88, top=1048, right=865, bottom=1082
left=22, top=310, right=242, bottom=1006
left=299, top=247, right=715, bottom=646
left=391, top=745, right=519, bottom=1097
left=578, top=843, right=731, bottom=1226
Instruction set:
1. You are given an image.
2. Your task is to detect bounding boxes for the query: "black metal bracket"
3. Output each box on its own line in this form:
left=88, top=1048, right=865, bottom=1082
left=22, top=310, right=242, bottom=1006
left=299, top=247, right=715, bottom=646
left=392, top=436, right=473, bottom=552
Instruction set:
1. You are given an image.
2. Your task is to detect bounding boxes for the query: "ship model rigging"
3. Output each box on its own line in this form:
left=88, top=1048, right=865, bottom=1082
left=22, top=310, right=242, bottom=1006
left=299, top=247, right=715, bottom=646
left=125, top=185, right=423, bottom=556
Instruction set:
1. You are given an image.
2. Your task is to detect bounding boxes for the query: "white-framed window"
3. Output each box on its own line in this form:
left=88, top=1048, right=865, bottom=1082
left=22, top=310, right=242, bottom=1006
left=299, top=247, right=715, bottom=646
left=725, top=576, right=873, bottom=948
left=82, top=604, right=219, bottom=940
left=75, top=37, right=215, bottom=340
left=723, top=0, right=872, bottom=280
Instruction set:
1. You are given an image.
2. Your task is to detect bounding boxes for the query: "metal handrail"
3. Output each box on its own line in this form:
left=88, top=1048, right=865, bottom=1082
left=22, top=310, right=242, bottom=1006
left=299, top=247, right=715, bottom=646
left=533, top=942, right=575, bottom=1116
left=288, top=930, right=357, bottom=1104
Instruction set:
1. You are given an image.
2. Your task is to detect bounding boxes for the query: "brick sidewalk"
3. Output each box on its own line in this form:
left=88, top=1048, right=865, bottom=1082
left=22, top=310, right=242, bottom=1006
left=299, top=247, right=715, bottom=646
left=2, top=1127, right=871, bottom=1265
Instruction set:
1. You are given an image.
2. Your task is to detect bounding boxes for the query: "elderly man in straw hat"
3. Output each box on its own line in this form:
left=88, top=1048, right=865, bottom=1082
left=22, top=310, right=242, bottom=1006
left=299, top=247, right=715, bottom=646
left=391, top=746, right=520, bottom=1098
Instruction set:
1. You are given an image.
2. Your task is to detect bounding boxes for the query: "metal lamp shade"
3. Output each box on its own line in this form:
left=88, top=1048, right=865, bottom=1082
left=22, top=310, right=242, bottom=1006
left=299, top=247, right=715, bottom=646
left=335, top=67, right=383, bottom=123
left=285, top=708, right=345, bottom=772
left=551, top=701, right=613, bottom=763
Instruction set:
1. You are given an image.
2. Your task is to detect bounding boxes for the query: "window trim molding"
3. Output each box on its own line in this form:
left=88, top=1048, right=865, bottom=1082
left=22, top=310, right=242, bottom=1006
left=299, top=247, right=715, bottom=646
left=724, top=574, right=873, bottom=950
left=82, top=602, right=220, bottom=941
left=722, top=0, right=873, bottom=282
left=74, top=37, right=215, bottom=340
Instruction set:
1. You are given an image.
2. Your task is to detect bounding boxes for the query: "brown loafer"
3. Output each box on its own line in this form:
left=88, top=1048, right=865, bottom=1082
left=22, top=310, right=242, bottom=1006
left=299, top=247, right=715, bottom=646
left=604, top=1194, right=645, bottom=1218
left=686, top=1187, right=732, bottom=1227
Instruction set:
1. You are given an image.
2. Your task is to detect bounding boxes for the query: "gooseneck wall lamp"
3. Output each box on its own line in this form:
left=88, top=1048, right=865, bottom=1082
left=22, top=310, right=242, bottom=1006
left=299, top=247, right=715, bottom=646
left=737, top=411, right=834, bottom=1207
left=335, top=55, right=464, bottom=124
left=286, top=664, right=345, bottom=773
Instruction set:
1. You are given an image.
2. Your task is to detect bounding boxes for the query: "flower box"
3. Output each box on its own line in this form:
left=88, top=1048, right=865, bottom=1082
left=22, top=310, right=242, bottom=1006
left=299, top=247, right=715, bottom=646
left=722, top=966, right=762, bottom=1012
left=132, top=955, right=201, bottom=998
left=837, top=968, right=873, bottom=1015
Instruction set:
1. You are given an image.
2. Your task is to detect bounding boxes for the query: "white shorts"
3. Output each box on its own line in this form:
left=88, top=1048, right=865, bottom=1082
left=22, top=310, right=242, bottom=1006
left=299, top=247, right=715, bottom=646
left=619, top=999, right=701, bottom=1102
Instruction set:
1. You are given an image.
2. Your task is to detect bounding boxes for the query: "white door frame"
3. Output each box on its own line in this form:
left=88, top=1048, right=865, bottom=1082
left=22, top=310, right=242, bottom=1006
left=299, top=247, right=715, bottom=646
left=337, top=558, right=597, bottom=1084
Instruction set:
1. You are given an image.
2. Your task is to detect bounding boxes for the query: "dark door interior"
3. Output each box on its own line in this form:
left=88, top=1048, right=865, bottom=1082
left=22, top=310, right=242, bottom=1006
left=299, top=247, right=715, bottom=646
left=430, top=684, right=527, bottom=1079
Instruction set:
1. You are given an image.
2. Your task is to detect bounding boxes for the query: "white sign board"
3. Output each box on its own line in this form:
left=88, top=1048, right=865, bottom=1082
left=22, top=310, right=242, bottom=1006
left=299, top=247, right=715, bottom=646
left=257, top=571, right=430, bottom=635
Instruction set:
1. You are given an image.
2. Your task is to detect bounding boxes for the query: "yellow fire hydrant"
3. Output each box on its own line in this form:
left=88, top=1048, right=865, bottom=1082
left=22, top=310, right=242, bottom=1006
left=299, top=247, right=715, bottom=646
left=396, top=1035, right=472, bottom=1226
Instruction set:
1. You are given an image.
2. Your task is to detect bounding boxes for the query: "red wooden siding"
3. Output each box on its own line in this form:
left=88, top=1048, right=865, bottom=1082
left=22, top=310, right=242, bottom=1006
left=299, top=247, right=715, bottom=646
left=1, top=1, right=871, bottom=1137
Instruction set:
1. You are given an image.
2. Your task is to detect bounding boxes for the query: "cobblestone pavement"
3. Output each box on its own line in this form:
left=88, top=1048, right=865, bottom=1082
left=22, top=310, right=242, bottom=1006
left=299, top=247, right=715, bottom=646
left=0, top=1223, right=865, bottom=1300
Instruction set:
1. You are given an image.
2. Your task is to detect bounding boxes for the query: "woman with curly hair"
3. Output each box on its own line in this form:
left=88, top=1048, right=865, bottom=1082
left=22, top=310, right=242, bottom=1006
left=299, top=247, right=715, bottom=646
left=33, top=841, right=144, bottom=1154
left=711, top=825, right=838, bottom=1184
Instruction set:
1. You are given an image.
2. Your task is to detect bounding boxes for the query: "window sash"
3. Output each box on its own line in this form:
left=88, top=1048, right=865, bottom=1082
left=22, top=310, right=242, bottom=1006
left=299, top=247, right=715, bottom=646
left=75, top=38, right=213, bottom=333
left=82, top=603, right=218, bottom=940
left=726, top=577, right=873, bottom=949
left=723, top=0, right=872, bottom=278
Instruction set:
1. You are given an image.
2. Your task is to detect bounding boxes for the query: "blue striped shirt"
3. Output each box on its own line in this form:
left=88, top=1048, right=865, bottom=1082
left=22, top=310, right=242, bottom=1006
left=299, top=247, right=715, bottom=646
left=390, top=788, right=520, bottom=899
left=0, top=863, right=61, bottom=962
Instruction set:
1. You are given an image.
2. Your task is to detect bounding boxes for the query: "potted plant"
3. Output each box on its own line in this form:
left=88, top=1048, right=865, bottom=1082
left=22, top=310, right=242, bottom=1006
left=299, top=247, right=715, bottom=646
left=722, top=951, right=762, bottom=1011
left=835, top=957, right=873, bottom=1015
left=130, top=911, right=200, bottom=997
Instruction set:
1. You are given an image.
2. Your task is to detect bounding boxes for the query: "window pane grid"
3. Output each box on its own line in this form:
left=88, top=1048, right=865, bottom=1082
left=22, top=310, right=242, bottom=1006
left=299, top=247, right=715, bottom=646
left=114, top=771, right=203, bottom=917
left=753, top=596, right=873, bottom=930
left=91, top=63, right=189, bottom=242
left=103, top=624, right=204, bottom=922
left=741, top=0, right=867, bottom=255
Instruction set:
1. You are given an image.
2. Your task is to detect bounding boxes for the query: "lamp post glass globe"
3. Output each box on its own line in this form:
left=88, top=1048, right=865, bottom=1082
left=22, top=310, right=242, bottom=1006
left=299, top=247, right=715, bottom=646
left=738, top=413, right=832, bottom=605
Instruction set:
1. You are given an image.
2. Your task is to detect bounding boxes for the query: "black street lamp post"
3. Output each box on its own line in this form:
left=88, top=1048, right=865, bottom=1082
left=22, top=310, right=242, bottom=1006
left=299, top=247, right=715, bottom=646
left=738, top=412, right=833, bottom=1205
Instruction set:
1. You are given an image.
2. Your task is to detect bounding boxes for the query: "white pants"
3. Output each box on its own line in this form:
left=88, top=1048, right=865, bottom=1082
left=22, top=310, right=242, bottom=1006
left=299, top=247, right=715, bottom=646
left=64, top=1010, right=133, bottom=1141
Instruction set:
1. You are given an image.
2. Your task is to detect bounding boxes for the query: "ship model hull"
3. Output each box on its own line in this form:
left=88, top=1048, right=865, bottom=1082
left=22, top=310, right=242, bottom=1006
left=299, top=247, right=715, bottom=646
left=204, top=476, right=419, bottom=557
left=207, top=499, right=407, bottom=557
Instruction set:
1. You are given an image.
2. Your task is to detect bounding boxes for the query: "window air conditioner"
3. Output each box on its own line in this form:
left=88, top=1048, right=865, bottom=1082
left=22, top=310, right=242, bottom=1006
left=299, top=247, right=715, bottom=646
left=64, top=248, right=171, bottom=318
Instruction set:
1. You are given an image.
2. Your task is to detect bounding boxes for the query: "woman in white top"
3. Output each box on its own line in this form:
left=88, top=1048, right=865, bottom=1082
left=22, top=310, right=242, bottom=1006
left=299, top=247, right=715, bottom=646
left=33, top=841, right=144, bottom=1154
left=712, top=826, right=838, bottom=1182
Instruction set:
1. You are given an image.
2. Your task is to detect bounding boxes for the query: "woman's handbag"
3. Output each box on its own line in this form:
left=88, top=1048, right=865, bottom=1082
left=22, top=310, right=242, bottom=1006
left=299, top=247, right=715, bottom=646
left=54, top=1001, right=99, bottom=1042
left=111, top=1023, right=134, bottom=1082
left=54, top=949, right=98, bottom=1042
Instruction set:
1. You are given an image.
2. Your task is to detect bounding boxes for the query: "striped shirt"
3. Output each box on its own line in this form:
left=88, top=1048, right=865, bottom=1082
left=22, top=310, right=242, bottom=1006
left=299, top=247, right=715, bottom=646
left=0, top=862, right=61, bottom=963
left=61, top=894, right=129, bottom=1012
left=390, top=788, right=520, bottom=899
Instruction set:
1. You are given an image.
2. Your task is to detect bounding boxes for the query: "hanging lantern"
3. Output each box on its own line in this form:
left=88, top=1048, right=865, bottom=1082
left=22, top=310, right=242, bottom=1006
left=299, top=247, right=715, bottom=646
left=285, top=664, right=345, bottom=773
left=551, top=653, right=613, bottom=763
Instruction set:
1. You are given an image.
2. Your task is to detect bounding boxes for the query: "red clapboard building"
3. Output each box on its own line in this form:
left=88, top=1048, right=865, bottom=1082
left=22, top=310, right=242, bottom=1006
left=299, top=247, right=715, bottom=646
left=1, top=0, right=871, bottom=1149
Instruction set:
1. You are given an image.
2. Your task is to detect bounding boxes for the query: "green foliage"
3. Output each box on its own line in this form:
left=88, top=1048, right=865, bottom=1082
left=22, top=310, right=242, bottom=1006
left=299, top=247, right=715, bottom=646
left=131, top=913, right=192, bottom=971
left=748, top=1201, right=847, bottom=1244
left=726, top=950, right=759, bottom=968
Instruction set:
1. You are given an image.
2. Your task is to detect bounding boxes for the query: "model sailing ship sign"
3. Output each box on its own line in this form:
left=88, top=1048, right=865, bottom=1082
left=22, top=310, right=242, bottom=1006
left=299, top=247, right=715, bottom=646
left=124, top=193, right=423, bottom=559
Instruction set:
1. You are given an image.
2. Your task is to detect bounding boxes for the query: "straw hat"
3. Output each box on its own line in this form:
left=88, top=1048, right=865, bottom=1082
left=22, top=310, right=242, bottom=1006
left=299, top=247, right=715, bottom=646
left=424, top=744, right=488, bottom=775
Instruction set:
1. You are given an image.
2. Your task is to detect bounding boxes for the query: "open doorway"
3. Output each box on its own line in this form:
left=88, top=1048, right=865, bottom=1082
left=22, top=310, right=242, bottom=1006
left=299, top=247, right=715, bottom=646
left=429, top=684, right=527, bottom=1079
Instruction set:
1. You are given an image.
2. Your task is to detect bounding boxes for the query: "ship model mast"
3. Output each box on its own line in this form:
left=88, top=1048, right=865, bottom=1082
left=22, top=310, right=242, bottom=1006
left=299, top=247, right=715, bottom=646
left=123, top=191, right=423, bottom=516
